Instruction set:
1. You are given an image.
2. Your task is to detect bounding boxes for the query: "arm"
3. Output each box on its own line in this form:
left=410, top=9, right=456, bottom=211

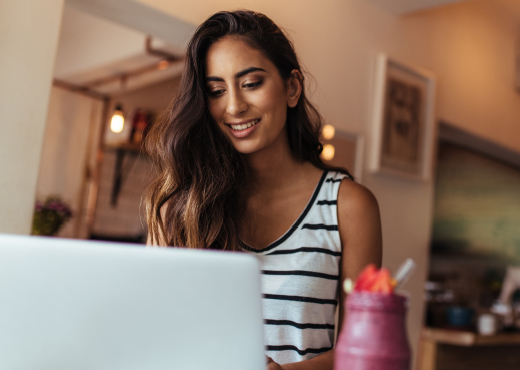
left=267, top=352, right=334, bottom=370
left=268, top=180, right=383, bottom=370
left=336, top=180, right=382, bottom=330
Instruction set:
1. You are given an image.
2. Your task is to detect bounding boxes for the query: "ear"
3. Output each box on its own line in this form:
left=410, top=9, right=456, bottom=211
left=286, top=69, right=303, bottom=108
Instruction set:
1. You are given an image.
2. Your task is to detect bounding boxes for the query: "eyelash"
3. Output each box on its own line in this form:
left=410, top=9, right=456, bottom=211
left=208, top=89, right=225, bottom=98
left=207, top=80, right=263, bottom=98
left=244, top=81, right=262, bottom=89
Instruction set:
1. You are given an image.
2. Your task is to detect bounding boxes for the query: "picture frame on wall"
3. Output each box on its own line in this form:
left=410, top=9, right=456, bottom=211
left=370, top=54, right=436, bottom=181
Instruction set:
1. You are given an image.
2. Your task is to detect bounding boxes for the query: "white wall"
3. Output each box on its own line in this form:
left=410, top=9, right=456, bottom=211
left=425, top=0, right=520, bottom=151
left=36, top=87, right=103, bottom=239
left=0, top=0, right=65, bottom=234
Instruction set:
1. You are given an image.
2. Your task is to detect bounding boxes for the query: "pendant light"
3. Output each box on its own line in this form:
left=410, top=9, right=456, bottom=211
left=110, top=104, right=124, bottom=133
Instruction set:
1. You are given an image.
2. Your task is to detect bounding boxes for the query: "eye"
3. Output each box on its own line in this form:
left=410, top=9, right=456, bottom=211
left=243, top=81, right=262, bottom=89
left=207, top=88, right=226, bottom=98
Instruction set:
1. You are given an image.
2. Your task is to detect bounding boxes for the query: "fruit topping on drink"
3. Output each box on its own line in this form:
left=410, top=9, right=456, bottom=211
left=343, top=259, right=416, bottom=294
left=354, top=264, right=395, bottom=293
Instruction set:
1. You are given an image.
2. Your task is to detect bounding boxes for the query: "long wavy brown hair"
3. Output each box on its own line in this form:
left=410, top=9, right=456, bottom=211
left=144, top=10, right=350, bottom=249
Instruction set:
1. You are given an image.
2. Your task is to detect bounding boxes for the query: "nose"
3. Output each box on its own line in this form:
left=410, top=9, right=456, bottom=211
left=226, top=88, right=247, bottom=116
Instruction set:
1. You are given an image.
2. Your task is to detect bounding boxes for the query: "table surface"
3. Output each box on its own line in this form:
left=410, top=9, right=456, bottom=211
left=418, top=327, right=520, bottom=370
left=421, top=326, right=520, bottom=346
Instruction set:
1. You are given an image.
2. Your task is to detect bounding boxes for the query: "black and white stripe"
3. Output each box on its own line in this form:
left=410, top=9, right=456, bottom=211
left=244, top=170, right=350, bottom=365
left=268, top=247, right=341, bottom=257
left=301, top=223, right=338, bottom=231
left=316, top=200, right=337, bottom=206
left=265, top=319, right=335, bottom=330
left=266, top=345, right=333, bottom=356
left=262, top=270, right=339, bottom=280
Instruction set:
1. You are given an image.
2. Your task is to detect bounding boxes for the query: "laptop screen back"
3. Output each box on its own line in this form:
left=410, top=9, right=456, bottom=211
left=0, top=233, right=265, bottom=370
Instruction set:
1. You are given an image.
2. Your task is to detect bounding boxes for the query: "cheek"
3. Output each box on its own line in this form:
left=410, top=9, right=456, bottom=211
left=256, top=89, right=287, bottom=118
left=208, top=100, right=222, bottom=122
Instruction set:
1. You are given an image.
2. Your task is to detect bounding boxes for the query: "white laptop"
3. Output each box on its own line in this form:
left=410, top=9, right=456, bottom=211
left=0, top=233, right=266, bottom=370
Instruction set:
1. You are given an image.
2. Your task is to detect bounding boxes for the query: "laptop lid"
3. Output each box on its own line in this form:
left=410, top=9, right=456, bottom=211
left=0, top=233, right=266, bottom=370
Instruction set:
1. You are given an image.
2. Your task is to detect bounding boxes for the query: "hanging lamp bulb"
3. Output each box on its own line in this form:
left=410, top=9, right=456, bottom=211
left=110, top=104, right=124, bottom=133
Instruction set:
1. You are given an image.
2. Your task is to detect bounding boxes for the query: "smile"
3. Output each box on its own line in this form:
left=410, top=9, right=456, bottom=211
left=229, top=119, right=260, bottom=131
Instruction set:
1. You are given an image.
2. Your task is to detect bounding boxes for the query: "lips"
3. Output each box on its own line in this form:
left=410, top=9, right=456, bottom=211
left=229, top=119, right=259, bottom=131
left=226, top=119, right=260, bottom=139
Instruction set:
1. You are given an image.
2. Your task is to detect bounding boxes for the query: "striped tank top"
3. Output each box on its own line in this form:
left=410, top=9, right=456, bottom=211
left=243, top=170, right=350, bottom=364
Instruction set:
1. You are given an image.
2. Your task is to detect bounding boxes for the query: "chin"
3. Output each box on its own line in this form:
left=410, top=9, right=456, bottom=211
left=229, top=140, right=264, bottom=155
left=232, top=145, right=260, bottom=155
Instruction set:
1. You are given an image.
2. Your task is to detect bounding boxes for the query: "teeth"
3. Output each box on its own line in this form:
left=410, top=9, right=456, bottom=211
left=230, top=119, right=258, bottom=131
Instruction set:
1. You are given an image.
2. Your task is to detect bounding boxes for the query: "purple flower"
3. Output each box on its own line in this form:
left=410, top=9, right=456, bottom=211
left=32, top=196, right=73, bottom=236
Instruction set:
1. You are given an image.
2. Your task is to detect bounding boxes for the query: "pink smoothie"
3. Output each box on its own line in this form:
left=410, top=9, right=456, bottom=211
left=334, top=291, right=410, bottom=370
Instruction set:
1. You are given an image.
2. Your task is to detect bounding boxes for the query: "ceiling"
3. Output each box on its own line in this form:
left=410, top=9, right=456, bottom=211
left=367, top=0, right=470, bottom=14
left=56, top=0, right=520, bottom=97
left=54, top=3, right=191, bottom=96
left=368, top=0, right=520, bottom=19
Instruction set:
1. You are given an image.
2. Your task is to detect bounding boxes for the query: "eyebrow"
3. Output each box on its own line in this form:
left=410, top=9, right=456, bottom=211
left=206, top=67, right=266, bottom=82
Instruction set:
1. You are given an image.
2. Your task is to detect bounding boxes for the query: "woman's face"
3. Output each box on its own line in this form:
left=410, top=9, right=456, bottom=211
left=205, top=36, right=300, bottom=156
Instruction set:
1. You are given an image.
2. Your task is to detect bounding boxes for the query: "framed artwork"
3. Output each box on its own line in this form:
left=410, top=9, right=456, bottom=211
left=321, top=130, right=365, bottom=183
left=370, top=54, right=436, bottom=181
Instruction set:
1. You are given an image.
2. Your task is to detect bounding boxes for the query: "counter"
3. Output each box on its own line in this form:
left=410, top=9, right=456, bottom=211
left=418, top=327, right=520, bottom=370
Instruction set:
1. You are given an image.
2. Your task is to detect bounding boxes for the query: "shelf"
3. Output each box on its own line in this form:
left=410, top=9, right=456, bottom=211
left=105, top=141, right=143, bottom=153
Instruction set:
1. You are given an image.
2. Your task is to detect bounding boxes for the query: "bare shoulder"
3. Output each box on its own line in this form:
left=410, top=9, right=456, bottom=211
left=337, top=179, right=380, bottom=218
left=335, top=178, right=383, bottom=329
left=337, top=178, right=382, bottom=277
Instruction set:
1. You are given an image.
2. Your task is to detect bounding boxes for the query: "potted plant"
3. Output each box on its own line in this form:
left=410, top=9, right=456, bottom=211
left=32, top=196, right=73, bottom=236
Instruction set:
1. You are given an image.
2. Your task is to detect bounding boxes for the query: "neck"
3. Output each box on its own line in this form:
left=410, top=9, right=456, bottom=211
left=243, top=136, right=311, bottom=196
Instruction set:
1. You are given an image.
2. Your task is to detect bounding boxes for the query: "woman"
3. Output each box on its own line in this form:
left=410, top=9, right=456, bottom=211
left=145, top=10, right=382, bottom=370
